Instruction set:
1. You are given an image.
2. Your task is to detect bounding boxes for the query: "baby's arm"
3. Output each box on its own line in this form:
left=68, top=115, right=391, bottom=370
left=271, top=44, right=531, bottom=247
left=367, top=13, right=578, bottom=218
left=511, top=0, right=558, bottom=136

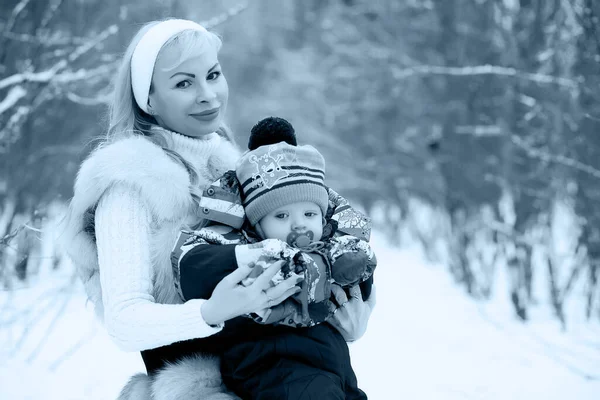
left=325, top=187, right=377, bottom=299
left=176, top=236, right=335, bottom=327
left=176, top=241, right=239, bottom=301
left=175, top=235, right=302, bottom=301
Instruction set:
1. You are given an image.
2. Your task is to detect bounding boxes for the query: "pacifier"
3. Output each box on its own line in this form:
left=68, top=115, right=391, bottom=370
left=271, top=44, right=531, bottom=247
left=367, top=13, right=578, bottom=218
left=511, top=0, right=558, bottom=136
left=286, top=230, right=314, bottom=248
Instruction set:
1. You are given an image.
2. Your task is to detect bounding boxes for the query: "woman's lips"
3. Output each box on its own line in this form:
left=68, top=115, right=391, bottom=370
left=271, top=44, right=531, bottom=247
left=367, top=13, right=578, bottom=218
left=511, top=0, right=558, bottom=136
left=190, top=108, right=219, bottom=122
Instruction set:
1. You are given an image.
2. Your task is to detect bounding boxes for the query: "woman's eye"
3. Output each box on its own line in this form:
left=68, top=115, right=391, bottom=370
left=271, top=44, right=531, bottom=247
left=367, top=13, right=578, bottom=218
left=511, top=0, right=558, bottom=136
left=175, top=80, right=191, bottom=89
left=207, top=71, right=221, bottom=81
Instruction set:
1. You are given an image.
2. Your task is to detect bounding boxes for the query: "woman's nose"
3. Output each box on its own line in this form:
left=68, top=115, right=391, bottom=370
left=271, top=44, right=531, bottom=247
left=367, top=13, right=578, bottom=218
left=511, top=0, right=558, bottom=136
left=195, top=84, right=217, bottom=104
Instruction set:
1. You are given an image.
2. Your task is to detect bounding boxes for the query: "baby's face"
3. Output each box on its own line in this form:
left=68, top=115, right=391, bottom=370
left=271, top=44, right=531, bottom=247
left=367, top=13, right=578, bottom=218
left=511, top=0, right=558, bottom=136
left=258, top=201, right=323, bottom=244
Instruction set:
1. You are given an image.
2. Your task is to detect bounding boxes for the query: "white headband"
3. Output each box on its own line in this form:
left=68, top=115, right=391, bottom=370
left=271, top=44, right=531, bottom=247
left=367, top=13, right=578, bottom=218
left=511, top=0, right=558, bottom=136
left=131, top=19, right=208, bottom=113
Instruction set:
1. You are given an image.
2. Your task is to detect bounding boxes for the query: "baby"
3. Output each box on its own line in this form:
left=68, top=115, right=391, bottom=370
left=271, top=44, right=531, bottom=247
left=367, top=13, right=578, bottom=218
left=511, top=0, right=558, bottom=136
left=170, top=117, right=376, bottom=399
left=172, top=117, right=376, bottom=327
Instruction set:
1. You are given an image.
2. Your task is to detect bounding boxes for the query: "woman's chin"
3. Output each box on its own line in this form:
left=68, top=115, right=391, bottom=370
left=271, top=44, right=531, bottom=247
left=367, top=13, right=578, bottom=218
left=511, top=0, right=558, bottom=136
left=179, top=124, right=219, bottom=138
left=192, top=120, right=220, bottom=137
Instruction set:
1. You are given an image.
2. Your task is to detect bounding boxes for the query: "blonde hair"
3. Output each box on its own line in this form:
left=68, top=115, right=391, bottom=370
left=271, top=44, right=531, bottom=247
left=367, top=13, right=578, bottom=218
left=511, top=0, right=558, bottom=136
left=104, top=19, right=235, bottom=203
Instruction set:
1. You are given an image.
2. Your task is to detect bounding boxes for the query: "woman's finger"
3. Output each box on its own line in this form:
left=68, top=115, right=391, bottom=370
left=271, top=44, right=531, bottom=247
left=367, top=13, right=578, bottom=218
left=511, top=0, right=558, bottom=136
left=222, top=265, right=254, bottom=286
left=266, top=274, right=301, bottom=300
left=329, top=310, right=344, bottom=328
left=330, top=284, right=348, bottom=307
left=348, top=285, right=362, bottom=301
left=365, top=284, right=376, bottom=310
left=254, top=260, right=285, bottom=289
left=270, top=286, right=302, bottom=306
left=331, top=303, right=352, bottom=331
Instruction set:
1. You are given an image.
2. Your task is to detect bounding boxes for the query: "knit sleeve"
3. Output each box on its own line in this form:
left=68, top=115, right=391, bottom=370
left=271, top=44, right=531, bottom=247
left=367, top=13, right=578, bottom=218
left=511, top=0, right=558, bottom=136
left=95, top=184, right=223, bottom=352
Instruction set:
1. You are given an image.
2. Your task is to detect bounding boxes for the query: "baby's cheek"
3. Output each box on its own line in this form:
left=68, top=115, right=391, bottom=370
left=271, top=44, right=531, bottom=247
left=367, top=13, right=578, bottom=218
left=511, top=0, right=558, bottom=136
left=313, top=223, right=324, bottom=240
left=272, top=229, right=290, bottom=243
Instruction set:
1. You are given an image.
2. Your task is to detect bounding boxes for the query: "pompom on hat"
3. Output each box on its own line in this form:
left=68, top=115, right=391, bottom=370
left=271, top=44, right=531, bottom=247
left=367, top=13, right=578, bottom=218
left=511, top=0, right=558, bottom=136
left=236, top=117, right=329, bottom=226
left=248, top=117, right=297, bottom=149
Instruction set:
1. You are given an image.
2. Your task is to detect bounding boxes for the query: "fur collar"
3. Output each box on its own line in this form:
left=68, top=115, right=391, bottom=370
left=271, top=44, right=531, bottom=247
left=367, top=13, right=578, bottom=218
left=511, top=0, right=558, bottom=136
left=72, top=135, right=193, bottom=223
left=61, top=133, right=239, bottom=319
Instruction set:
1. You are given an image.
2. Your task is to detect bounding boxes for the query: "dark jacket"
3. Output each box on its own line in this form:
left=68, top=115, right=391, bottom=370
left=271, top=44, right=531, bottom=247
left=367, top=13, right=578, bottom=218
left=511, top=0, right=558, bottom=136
left=143, top=183, right=373, bottom=399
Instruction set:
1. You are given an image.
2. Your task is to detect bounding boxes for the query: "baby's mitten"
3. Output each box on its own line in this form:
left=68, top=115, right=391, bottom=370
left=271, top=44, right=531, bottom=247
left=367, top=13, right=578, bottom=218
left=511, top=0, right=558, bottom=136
left=248, top=251, right=333, bottom=327
left=235, top=238, right=302, bottom=287
left=328, top=236, right=377, bottom=287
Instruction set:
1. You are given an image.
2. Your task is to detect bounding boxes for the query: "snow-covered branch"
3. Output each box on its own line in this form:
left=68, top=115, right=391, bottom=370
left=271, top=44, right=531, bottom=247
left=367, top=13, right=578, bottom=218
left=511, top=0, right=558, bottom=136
left=39, top=0, right=64, bottom=31
left=4, top=31, right=94, bottom=46
left=0, top=222, right=28, bottom=247
left=0, top=25, right=118, bottom=91
left=4, top=106, right=28, bottom=132
left=511, top=135, right=600, bottom=180
left=2, top=0, right=68, bottom=47
left=201, top=1, right=249, bottom=29
left=68, top=25, right=118, bottom=63
left=65, top=91, right=111, bottom=106
left=391, top=64, right=580, bottom=91
left=0, top=62, right=66, bottom=90
left=53, top=61, right=119, bottom=84
left=484, top=219, right=534, bottom=246
left=3, top=0, right=31, bottom=36
left=0, top=106, right=28, bottom=153
left=0, top=86, right=27, bottom=115
left=455, top=125, right=503, bottom=136
left=452, top=125, right=600, bottom=180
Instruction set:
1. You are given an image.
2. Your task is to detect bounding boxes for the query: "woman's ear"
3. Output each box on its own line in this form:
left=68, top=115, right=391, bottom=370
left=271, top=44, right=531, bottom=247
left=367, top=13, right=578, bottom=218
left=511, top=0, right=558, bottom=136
left=146, top=100, right=155, bottom=116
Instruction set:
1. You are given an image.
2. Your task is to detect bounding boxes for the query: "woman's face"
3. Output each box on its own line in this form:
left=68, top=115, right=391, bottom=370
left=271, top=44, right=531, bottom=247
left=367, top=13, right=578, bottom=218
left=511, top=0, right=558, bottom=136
left=148, top=42, right=228, bottom=138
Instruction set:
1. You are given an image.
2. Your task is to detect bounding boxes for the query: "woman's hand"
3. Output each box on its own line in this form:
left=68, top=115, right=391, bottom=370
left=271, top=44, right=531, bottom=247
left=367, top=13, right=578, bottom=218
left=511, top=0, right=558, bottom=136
left=201, top=260, right=301, bottom=326
left=328, top=284, right=376, bottom=342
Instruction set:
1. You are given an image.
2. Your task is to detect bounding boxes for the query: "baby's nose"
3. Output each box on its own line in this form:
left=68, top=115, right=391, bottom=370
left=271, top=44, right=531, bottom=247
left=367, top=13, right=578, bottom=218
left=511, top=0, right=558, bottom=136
left=292, top=221, right=306, bottom=231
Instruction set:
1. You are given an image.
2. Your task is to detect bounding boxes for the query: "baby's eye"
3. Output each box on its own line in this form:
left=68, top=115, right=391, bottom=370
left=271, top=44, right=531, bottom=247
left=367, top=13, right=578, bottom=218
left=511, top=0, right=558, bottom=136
left=207, top=71, right=221, bottom=81
left=275, top=213, right=288, bottom=219
left=305, top=212, right=318, bottom=217
left=175, top=80, right=191, bottom=89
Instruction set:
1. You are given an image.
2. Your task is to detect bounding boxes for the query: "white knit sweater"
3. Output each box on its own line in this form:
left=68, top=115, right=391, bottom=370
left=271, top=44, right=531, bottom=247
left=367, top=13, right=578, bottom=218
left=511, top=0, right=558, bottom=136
left=65, top=130, right=240, bottom=351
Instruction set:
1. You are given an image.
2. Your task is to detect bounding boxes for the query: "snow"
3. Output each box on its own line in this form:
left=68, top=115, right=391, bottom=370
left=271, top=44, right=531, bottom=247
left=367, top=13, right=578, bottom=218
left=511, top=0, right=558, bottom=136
left=351, top=233, right=600, bottom=399
left=1, top=232, right=599, bottom=400
left=0, top=86, right=27, bottom=115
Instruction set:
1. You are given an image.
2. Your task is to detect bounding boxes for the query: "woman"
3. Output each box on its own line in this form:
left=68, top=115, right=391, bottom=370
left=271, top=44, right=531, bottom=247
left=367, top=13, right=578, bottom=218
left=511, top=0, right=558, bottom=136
left=61, top=19, right=374, bottom=400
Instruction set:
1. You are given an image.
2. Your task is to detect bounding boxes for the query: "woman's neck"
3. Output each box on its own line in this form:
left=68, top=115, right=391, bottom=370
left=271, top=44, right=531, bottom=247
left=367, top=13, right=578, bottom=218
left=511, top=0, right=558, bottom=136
left=157, top=127, right=222, bottom=170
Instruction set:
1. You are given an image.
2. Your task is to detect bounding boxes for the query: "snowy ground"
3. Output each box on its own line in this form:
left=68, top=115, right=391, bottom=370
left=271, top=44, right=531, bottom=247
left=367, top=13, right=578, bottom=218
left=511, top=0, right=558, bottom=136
left=1, top=232, right=599, bottom=400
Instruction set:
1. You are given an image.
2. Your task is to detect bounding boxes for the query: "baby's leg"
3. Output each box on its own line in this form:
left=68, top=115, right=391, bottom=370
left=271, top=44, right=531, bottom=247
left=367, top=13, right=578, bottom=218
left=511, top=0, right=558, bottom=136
left=254, top=361, right=345, bottom=400
left=221, top=324, right=357, bottom=400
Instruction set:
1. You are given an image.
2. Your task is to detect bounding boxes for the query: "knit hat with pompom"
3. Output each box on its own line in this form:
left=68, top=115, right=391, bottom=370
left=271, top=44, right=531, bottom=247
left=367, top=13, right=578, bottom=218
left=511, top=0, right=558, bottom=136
left=236, top=117, right=329, bottom=226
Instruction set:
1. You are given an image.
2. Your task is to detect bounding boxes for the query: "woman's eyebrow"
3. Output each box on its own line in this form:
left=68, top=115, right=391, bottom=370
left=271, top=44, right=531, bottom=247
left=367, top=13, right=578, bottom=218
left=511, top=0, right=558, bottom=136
left=170, top=72, right=195, bottom=79
left=169, top=64, right=219, bottom=79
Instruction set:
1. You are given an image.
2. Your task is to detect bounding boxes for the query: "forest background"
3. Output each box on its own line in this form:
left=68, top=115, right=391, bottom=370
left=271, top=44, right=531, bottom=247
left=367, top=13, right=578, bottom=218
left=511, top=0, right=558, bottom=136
left=2, top=0, right=600, bottom=347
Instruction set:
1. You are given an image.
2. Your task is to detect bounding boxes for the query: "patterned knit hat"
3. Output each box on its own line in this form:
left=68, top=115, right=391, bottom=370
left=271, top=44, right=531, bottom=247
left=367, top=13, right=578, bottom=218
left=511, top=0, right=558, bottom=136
left=236, top=118, right=329, bottom=226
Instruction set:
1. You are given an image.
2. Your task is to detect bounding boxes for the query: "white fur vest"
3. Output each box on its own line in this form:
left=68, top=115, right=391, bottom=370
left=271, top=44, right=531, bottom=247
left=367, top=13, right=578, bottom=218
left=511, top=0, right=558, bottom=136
left=61, top=133, right=239, bottom=320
